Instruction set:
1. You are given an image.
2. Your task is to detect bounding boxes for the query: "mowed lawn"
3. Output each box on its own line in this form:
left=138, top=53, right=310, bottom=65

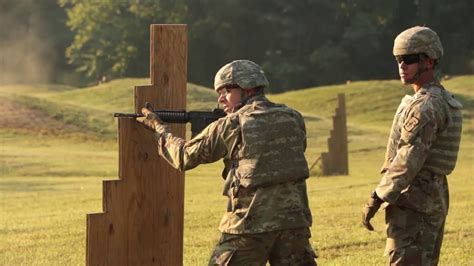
left=1, top=76, right=473, bottom=265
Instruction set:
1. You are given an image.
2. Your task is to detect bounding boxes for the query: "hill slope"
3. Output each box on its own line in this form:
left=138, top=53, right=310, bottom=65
left=270, top=75, right=473, bottom=131
left=2, top=75, right=471, bottom=139
left=0, top=80, right=218, bottom=139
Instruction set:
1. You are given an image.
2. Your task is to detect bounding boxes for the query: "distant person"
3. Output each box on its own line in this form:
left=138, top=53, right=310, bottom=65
left=362, top=26, right=463, bottom=265
left=137, top=60, right=317, bottom=265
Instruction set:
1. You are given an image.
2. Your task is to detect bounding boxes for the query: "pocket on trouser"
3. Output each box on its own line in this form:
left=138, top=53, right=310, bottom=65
left=389, top=245, right=422, bottom=266
left=269, top=245, right=317, bottom=266
left=384, top=205, right=422, bottom=256
left=211, top=249, right=236, bottom=266
left=269, top=228, right=317, bottom=266
left=208, top=233, right=271, bottom=266
left=209, top=234, right=239, bottom=266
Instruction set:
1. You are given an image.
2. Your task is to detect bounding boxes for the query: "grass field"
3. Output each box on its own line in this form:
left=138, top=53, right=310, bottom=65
left=1, top=76, right=473, bottom=265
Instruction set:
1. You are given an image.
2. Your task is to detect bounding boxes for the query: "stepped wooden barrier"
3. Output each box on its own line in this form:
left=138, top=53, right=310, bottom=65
left=86, top=24, right=187, bottom=265
left=311, top=93, right=348, bottom=176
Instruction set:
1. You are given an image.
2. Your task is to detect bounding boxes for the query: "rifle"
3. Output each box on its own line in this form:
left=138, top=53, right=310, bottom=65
left=114, top=108, right=226, bottom=138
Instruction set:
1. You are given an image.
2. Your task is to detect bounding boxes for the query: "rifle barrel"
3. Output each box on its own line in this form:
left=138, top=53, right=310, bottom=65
left=113, top=110, right=188, bottom=123
left=113, top=113, right=142, bottom=118
left=113, top=109, right=225, bottom=136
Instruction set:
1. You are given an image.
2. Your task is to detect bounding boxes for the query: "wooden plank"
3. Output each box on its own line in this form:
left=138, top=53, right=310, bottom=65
left=104, top=179, right=127, bottom=265
left=86, top=213, right=107, bottom=266
left=148, top=24, right=188, bottom=109
left=143, top=24, right=186, bottom=265
left=320, top=93, right=349, bottom=176
left=87, top=24, right=187, bottom=266
left=338, top=93, right=348, bottom=175
left=321, top=153, right=330, bottom=176
left=332, top=115, right=342, bottom=166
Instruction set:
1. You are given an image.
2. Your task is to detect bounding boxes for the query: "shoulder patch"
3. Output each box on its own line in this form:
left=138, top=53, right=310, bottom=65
left=404, top=116, right=420, bottom=132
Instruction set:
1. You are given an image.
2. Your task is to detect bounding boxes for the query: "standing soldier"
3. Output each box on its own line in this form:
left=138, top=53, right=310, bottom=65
left=137, top=60, right=317, bottom=265
left=362, top=26, right=463, bottom=265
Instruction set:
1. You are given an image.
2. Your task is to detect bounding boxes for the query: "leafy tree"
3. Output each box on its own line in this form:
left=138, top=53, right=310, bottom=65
left=412, top=0, right=474, bottom=75
left=58, top=0, right=473, bottom=89
left=59, top=0, right=186, bottom=81
left=187, top=0, right=344, bottom=91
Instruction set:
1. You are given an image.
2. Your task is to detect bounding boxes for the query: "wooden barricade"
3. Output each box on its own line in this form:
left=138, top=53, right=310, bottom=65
left=86, top=24, right=187, bottom=266
left=320, top=93, right=348, bottom=175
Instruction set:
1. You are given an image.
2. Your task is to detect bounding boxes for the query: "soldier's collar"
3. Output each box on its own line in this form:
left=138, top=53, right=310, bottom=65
left=244, top=94, right=268, bottom=104
left=417, top=81, right=444, bottom=96
left=233, top=95, right=269, bottom=113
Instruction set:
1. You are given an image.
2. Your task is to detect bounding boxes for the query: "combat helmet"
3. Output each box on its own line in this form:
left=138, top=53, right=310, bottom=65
left=214, top=60, right=269, bottom=91
left=393, top=26, right=443, bottom=60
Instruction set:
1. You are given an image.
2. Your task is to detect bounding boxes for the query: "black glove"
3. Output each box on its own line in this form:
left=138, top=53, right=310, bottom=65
left=362, top=191, right=383, bottom=231
left=136, top=103, right=163, bottom=131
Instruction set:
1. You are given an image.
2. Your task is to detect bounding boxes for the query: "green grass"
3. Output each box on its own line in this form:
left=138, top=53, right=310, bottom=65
left=1, top=76, right=473, bottom=265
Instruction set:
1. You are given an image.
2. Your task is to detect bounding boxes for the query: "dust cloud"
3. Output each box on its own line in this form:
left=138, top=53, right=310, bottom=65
left=0, top=3, right=56, bottom=85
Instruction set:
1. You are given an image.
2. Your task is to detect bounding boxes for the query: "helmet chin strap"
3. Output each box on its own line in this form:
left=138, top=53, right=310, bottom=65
left=228, top=90, right=247, bottom=113
left=410, top=69, right=423, bottom=84
left=240, top=89, right=249, bottom=104
left=231, top=87, right=263, bottom=112
left=408, top=63, right=430, bottom=85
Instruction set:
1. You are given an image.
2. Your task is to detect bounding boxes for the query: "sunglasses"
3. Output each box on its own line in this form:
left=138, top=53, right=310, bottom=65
left=395, top=54, right=427, bottom=65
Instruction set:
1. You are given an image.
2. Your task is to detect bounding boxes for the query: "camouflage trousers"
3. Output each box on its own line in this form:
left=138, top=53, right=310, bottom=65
left=384, top=205, right=446, bottom=266
left=208, top=227, right=317, bottom=266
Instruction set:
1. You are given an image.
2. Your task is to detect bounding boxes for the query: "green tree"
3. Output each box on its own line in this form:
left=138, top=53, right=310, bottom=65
left=59, top=0, right=473, bottom=89
left=412, top=0, right=474, bottom=75
left=59, top=0, right=185, bottom=81
left=187, top=0, right=345, bottom=91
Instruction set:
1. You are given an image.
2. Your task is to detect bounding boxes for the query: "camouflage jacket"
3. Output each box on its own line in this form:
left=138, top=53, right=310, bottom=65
left=376, top=83, right=462, bottom=214
left=154, top=95, right=312, bottom=234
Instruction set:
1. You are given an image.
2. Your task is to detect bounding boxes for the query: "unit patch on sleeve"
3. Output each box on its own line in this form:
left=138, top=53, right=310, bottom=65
left=404, top=116, right=420, bottom=132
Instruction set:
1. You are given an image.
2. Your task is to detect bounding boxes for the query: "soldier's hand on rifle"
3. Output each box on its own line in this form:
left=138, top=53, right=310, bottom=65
left=136, top=103, right=164, bottom=132
left=362, top=191, right=383, bottom=231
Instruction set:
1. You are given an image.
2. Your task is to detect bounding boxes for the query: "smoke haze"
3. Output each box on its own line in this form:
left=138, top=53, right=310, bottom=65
left=0, top=0, right=68, bottom=85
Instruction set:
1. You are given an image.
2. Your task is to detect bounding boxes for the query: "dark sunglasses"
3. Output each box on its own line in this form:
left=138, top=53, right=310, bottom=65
left=395, top=53, right=427, bottom=65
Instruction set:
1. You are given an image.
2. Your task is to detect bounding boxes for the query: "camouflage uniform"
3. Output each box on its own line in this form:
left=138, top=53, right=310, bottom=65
left=150, top=60, right=316, bottom=265
left=375, top=83, right=462, bottom=265
left=359, top=26, right=463, bottom=265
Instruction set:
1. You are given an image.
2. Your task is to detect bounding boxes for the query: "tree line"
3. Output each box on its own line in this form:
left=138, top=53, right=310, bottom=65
left=2, top=0, right=473, bottom=91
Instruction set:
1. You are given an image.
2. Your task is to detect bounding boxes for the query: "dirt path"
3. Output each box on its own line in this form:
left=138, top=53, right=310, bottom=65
left=0, top=97, right=85, bottom=135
